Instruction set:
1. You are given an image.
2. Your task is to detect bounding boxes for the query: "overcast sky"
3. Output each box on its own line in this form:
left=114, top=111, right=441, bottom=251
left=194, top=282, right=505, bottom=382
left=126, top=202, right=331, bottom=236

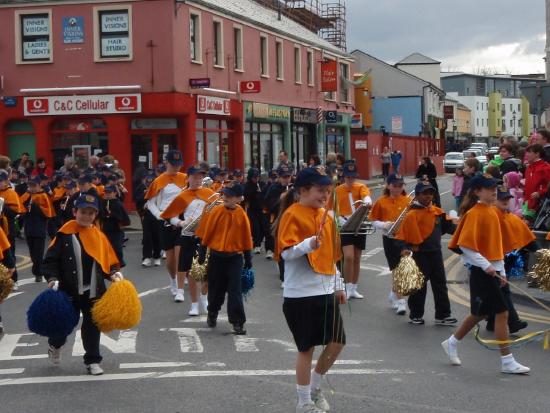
left=346, top=0, right=546, bottom=74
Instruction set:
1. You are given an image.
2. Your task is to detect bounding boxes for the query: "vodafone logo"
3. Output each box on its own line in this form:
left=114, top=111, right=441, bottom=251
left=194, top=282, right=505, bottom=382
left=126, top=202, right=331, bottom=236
left=239, top=80, right=261, bottom=94
left=198, top=96, right=206, bottom=112
left=115, top=96, right=138, bottom=111
left=26, top=98, right=49, bottom=114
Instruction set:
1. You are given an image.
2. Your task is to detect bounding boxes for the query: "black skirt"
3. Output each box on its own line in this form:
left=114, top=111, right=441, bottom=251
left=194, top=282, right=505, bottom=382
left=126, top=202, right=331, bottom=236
left=283, top=294, right=346, bottom=352
left=469, top=265, right=508, bottom=317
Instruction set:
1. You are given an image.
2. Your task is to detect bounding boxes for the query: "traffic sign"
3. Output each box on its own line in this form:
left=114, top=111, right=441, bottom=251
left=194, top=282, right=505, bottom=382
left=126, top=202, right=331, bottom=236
left=239, top=81, right=261, bottom=94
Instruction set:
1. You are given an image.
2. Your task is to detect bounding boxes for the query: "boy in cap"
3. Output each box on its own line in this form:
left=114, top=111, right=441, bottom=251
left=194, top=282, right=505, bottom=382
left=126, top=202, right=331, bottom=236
left=264, top=166, right=293, bottom=262
left=59, top=181, right=78, bottom=224
left=43, top=193, right=121, bottom=375
left=395, top=181, right=458, bottom=325
left=0, top=170, right=22, bottom=287
left=101, top=185, right=131, bottom=267
left=145, top=150, right=188, bottom=296
left=196, top=182, right=252, bottom=335
left=244, top=168, right=266, bottom=255
left=136, top=174, right=162, bottom=267
left=328, top=161, right=371, bottom=299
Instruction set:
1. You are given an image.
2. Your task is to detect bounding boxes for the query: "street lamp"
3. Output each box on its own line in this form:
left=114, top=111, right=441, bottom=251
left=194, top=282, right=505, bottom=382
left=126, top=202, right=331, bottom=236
left=512, top=111, right=516, bottom=136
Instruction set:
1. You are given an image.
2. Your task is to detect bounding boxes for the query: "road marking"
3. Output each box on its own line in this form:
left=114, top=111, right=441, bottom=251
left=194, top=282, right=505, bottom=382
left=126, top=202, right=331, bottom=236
left=0, top=368, right=412, bottom=386
left=73, top=330, right=138, bottom=356
left=138, top=286, right=170, bottom=298
left=360, top=263, right=391, bottom=277
left=362, top=247, right=384, bottom=259
left=5, top=292, right=24, bottom=300
left=0, top=368, right=24, bottom=375
left=119, top=362, right=227, bottom=369
left=163, top=328, right=204, bottom=353
left=331, top=359, right=383, bottom=365
left=0, top=334, right=46, bottom=361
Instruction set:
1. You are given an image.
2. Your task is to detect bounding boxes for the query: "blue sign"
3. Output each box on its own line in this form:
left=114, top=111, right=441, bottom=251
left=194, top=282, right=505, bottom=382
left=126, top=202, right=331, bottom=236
left=3, top=97, right=17, bottom=107
left=62, top=17, right=84, bottom=44
left=325, top=110, right=338, bottom=123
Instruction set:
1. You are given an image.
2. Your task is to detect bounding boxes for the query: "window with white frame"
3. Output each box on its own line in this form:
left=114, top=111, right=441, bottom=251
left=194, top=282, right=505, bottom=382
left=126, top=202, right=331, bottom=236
left=260, top=34, right=268, bottom=76
left=294, top=46, right=301, bottom=84
left=213, top=19, right=223, bottom=67
left=17, top=11, right=52, bottom=63
left=275, top=39, right=284, bottom=80
left=233, top=26, right=243, bottom=71
left=306, top=50, right=314, bottom=86
left=190, top=12, right=202, bottom=62
left=339, top=62, right=350, bottom=102
left=97, top=8, right=131, bottom=59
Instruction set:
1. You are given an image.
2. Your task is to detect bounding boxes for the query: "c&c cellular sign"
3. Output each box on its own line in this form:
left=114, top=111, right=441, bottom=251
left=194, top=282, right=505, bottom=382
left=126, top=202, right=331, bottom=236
left=24, top=94, right=141, bottom=116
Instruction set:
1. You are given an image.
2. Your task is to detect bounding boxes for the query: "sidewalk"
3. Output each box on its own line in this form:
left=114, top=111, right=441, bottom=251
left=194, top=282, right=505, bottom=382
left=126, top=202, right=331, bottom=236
left=508, top=277, right=550, bottom=308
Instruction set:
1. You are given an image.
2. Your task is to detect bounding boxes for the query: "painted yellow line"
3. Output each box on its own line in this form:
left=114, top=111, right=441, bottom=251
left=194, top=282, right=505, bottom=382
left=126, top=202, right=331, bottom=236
left=444, top=253, right=550, bottom=325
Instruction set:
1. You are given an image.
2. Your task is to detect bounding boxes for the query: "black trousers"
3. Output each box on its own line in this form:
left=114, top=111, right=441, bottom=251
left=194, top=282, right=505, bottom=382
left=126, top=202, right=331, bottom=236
left=207, top=253, right=246, bottom=325
left=7, top=234, right=17, bottom=282
left=382, top=236, right=401, bottom=271
left=49, top=292, right=102, bottom=365
left=278, top=259, right=285, bottom=282
left=248, top=209, right=264, bottom=248
left=382, top=163, right=390, bottom=177
left=408, top=251, right=452, bottom=320
left=105, top=231, right=125, bottom=267
left=26, top=236, right=45, bottom=277
left=142, top=210, right=161, bottom=260
left=263, top=212, right=275, bottom=253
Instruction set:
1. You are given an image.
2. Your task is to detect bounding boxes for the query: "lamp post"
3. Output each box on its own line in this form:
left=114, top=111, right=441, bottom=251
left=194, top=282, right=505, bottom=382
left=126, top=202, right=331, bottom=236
left=512, top=111, right=516, bottom=136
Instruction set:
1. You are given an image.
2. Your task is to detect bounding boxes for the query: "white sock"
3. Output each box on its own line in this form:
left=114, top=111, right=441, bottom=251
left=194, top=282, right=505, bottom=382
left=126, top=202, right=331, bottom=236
left=170, top=277, right=177, bottom=286
left=310, top=370, right=323, bottom=390
left=501, top=354, right=515, bottom=365
left=176, top=288, right=184, bottom=295
left=448, top=335, right=458, bottom=346
left=296, top=384, right=312, bottom=406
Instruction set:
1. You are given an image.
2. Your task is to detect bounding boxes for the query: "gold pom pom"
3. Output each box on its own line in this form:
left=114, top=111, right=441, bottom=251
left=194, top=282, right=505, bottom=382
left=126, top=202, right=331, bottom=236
left=528, top=249, right=550, bottom=292
left=0, top=263, right=13, bottom=302
left=392, top=254, right=425, bottom=296
left=188, top=253, right=209, bottom=283
left=92, top=279, right=142, bottom=333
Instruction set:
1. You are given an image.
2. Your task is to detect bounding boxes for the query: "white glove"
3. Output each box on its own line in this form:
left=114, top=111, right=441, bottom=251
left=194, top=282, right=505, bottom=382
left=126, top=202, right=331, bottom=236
left=111, top=272, right=124, bottom=282
left=48, top=280, right=59, bottom=291
left=384, top=221, right=393, bottom=230
left=448, top=210, right=458, bottom=219
left=337, top=216, right=347, bottom=226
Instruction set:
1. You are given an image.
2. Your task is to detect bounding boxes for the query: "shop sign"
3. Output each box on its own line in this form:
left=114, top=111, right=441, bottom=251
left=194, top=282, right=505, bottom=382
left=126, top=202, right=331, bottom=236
left=24, top=94, right=141, bottom=116
left=197, top=95, right=230, bottom=116
left=350, top=113, right=363, bottom=129
left=22, top=16, right=49, bottom=36
left=23, top=41, right=50, bottom=60
left=101, top=12, right=129, bottom=33
left=391, top=116, right=402, bottom=134
left=321, top=60, right=338, bottom=92
left=101, top=36, right=129, bottom=57
left=131, top=118, right=178, bottom=130
left=355, top=140, right=367, bottom=150
left=239, top=81, right=261, bottom=94
left=325, top=110, right=337, bottom=123
left=249, top=102, right=290, bottom=120
left=2, top=97, right=17, bottom=108
left=443, top=105, right=454, bottom=120
left=189, top=78, right=210, bottom=88
left=292, top=108, right=316, bottom=124
left=62, top=17, right=84, bottom=44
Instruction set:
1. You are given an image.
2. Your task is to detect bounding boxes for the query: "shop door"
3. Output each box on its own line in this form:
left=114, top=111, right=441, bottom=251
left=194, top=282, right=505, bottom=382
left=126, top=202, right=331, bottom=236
left=131, top=133, right=177, bottom=177
left=326, top=129, right=344, bottom=156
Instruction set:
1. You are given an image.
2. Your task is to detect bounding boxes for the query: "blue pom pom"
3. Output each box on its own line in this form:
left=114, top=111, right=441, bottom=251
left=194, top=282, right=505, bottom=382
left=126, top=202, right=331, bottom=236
left=27, top=289, right=79, bottom=338
left=241, top=268, right=255, bottom=298
left=506, top=250, right=526, bottom=280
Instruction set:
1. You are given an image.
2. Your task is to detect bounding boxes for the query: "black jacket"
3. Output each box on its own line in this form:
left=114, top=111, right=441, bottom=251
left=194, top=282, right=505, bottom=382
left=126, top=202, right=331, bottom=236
left=23, top=199, right=48, bottom=238
left=101, top=198, right=130, bottom=233
left=244, top=181, right=265, bottom=212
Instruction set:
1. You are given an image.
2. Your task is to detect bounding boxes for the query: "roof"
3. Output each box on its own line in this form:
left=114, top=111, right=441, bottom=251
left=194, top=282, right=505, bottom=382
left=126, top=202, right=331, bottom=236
left=396, top=52, right=441, bottom=65
left=190, top=0, right=350, bottom=57
left=351, top=49, right=445, bottom=96
left=457, top=103, right=471, bottom=112
left=441, top=72, right=545, bottom=82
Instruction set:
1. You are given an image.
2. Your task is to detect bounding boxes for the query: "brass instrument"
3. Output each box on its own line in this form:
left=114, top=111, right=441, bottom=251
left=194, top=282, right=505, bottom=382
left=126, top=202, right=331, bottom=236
left=340, top=201, right=375, bottom=236
left=386, top=190, right=416, bottom=238
left=0, top=197, right=4, bottom=216
left=180, top=192, right=223, bottom=234
left=202, top=176, right=213, bottom=188
left=60, top=195, right=70, bottom=211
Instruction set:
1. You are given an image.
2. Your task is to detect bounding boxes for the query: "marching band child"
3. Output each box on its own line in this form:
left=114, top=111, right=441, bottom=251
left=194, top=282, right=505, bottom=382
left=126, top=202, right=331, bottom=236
left=368, top=174, right=412, bottom=315
left=244, top=168, right=266, bottom=255
left=329, top=161, right=371, bottom=299
left=196, top=182, right=252, bottom=335
left=137, top=174, right=161, bottom=267
left=0, top=170, right=22, bottom=287
left=144, top=150, right=188, bottom=296
left=0, top=226, right=16, bottom=334
left=444, top=174, right=530, bottom=374
left=394, top=181, right=458, bottom=325
left=277, top=167, right=346, bottom=413
left=43, top=194, right=121, bottom=375
left=161, top=165, right=214, bottom=313
left=101, top=185, right=131, bottom=267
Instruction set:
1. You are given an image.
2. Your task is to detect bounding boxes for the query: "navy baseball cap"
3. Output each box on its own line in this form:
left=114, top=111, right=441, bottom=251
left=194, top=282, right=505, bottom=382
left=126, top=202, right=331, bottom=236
left=269, top=169, right=279, bottom=178
left=209, top=167, right=221, bottom=178
left=64, top=181, right=76, bottom=189
left=166, top=149, right=183, bottom=166
left=277, top=165, right=292, bottom=177
left=104, top=185, right=118, bottom=193
left=222, top=182, right=244, bottom=197
left=28, top=176, right=41, bottom=186
left=497, top=185, right=513, bottom=200
left=387, top=174, right=405, bottom=185
left=74, top=194, right=99, bottom=210
left=187, top=164, right=207, bottom=175
left=38, top=173, right=49, bottom=181
left=0, top=171, right=9, bottom=181
left=247, top=167, right=260, bottom=179
left=469, top=173, right=501, bottom=190
left=415, top=180, right=435, bottom=194
left=78, top=174, right=93, bottom=185
left=233, top=169, right=243, bottom=177
left=342, top=161, right=358, bottom=177
left=294, top=167, right=331, bottom=188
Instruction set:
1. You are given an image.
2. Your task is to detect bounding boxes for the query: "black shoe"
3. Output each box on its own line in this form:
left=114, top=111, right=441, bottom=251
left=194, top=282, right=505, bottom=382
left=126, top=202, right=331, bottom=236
left=207, top=313, right=217, bottom=328
left=408, top=317, right=425, bottom=325
left=509, top=320, right=528, bottom=334
left=232, top=324, right=247, bottom=335
left=35, top=276, right=43, bottom=283
left=486, top=321, right=495, bottom=332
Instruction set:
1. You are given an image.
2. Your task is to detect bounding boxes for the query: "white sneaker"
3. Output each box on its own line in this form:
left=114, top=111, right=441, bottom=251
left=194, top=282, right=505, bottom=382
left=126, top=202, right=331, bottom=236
left=188, top=302, right=199, bottom=316
left=48, top=345, right=61, bottom=365
left=184, top=277, right=189, bottom=285
left=199, top=295, right=209, bottom=313
left=161, top=250, right=166, bottom=259
left=296, top=403, right=324, bottom=413
left=266, top=250, right=274, bottom=260
left=388, top=291, right=398, bottom=309
left=154, top=258, right=161, bottom=266
left=311, top=388, right=330, bottom=411
left=396, top=299, right=407, bottom=315
left=348, top=287, right=364, bottom=299
left=141, top=258, right=152, bottom=267
left=501, top=360, right=530, bottom=374
left=253, top=246, right=262, bottom=254
left=174, top=290, right=185, bottom=303
left=441, top=339, right=461, bottom=366
left=12, top=282, right=19, bottom=292
left=281, top=282, right=285, bottom=289
left=86, top=363, right=104, bottom=375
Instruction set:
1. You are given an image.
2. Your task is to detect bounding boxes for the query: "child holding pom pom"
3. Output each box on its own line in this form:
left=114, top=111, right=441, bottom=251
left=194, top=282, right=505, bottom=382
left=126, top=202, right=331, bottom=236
left=42, top=194, right=120, bottom=375
left=0, top=226, right=16, bottom=334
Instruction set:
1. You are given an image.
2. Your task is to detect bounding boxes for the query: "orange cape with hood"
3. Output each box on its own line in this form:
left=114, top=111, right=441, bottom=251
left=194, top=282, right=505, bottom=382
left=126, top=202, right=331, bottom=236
left=394, top=204, right=445, bottom=245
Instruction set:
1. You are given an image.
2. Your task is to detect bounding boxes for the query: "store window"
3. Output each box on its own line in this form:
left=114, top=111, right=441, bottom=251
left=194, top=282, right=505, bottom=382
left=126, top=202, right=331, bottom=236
left=339, top=62, right=350, bottom=102
left=94, top=6, right=132, bottom=61
left=294, top=46, right=302, bottom=84
left=233, top=25, right=243, bottom=71
left=213, top=19, right=223, bottom=67
left=260, top=34, right=269, bottom=77
left=275, top=39, right=284, bottom=80
left=306, top=50, right=314, bottom=86
left=190, top=11, right=202, bottom=62
left=326, top=127, right=344, bottom=156
left=16, top=11, right=52, bottom=64
left=195, top=118, right=232, bottom=167
left=244, top=122, right=283, bottom=174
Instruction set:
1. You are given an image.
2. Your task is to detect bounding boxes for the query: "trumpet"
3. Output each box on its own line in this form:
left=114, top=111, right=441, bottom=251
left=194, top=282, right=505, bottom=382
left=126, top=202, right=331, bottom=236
left=340, top=200, right=375, bottom=236
left=386, top=190, right=416, bottom=238
left=180, top=192, right=223, bottom=233
left=0, top=197, right=4, bottom=216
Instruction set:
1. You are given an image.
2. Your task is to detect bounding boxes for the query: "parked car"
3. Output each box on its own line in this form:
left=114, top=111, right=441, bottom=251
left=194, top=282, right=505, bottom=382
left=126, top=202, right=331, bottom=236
left=470, top=142, right=488, bottom=154
left=444, top=152, right=465, bottom=172
left=463, top=148, right=487, bottom=167
left=488, top=146, right=500, bottom=155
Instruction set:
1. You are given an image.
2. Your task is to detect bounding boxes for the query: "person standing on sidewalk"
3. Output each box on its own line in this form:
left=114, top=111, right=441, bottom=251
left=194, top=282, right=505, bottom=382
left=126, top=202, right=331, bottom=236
left=380, top=147, right=391, bottom=178
left=391, top=150, right=402, bottom=174
left=452, top=167, right=464, bottom=211
left=444, top=174, right=530, bottom=374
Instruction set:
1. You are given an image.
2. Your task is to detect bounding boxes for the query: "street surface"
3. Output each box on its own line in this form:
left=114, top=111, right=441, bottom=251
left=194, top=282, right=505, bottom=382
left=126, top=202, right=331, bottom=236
left=0, top=174, right=549, bottom=413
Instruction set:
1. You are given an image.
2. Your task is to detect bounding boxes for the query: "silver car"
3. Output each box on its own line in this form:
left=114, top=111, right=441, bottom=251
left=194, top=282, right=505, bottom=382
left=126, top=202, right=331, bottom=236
left=444, top=152, right=464, bottom=172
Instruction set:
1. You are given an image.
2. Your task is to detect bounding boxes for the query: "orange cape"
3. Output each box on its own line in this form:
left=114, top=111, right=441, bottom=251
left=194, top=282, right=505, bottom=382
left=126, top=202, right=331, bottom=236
left=30, top=192, right=56, bottom=218
left=53, top=221, right=120, bottom=274
left=394, top=204, right=444, bottom=245
left=144, top=172, right=188, bottom=200
left=160, top=187, right=215, bottom=219
left=448, top=203, right=504, bottom=260
left=0, top=187, right=23, bottom=214
left=277, top=203, right=341, bottom=275
left=328, top=182, right=370, bottom=216
left=494, top=207, right=536, bottom=253
left=369, top=194, right=412, bottom=222
left=52, top=187, right=66, bottom=202
left=197, top=204, right=253, bottom=253
left=0, top=226, right=11, bottom=260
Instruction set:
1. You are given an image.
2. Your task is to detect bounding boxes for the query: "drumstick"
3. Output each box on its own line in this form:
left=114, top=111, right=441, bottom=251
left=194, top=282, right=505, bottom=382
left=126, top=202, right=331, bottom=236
left=316, top=209, right=329, bottom=241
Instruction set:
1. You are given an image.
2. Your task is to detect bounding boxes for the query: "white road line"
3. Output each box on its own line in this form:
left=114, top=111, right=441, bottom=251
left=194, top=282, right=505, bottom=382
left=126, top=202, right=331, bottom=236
left=0, top=368, right=24, bottom=375
left=5, top=292, right=24, bottom=300
left=331, top=360, right=383, bottom=365
left=440, top=190, right=451, bottom=196
left=362, top=247, right=384, bottom=259
left=360, top=263, right=391, bottom=277
left=138, top=286, right=170, bottom=298
left=119, top=362, right=227, bottom=369
left=0, top=368, right=412, bottom=386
